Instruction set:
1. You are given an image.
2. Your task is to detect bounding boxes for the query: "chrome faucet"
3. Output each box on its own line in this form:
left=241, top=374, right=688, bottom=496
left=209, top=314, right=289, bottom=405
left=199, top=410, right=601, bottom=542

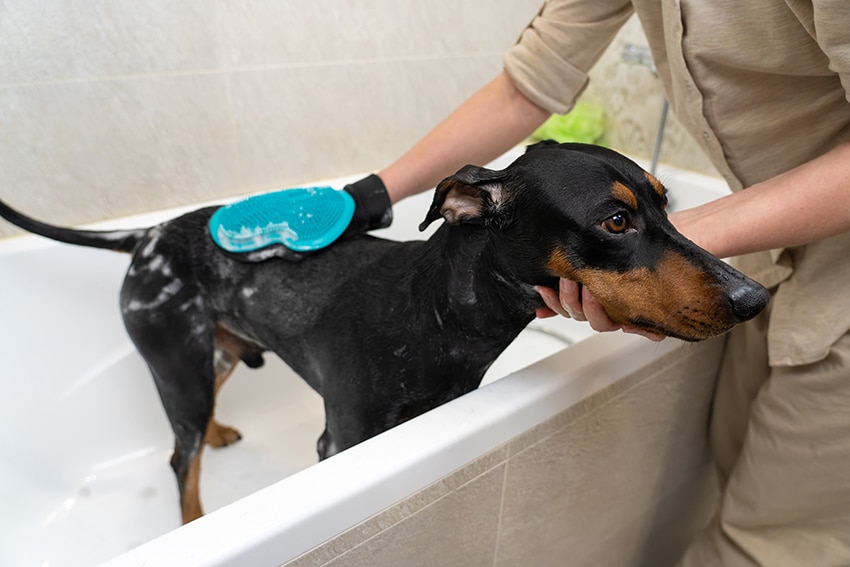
left=621, top=43, right=668, bottom=176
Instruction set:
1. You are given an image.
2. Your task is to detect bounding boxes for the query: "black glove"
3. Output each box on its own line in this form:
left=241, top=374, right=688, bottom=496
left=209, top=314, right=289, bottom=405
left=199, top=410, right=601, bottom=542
left=341, top=174, right=393, bottom=237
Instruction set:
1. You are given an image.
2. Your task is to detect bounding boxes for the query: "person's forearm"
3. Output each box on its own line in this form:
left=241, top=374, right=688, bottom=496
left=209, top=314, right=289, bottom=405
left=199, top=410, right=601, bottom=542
left=378, top=71, right=551, bottom=204
left=671, top=141, right=850, bottom=258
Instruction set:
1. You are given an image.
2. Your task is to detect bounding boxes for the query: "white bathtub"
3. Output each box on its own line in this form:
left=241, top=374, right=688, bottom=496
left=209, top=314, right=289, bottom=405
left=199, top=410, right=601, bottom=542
left=0, top=148, right=730, bottom=567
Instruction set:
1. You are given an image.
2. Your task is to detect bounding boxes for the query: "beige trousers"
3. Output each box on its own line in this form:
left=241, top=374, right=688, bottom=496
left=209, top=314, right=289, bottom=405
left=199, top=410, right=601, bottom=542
left=678, top=300, right=850, bottom=566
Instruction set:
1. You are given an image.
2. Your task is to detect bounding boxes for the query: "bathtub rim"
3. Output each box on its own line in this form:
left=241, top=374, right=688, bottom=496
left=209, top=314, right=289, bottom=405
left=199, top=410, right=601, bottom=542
left=99, top=332, right=683, bottom=567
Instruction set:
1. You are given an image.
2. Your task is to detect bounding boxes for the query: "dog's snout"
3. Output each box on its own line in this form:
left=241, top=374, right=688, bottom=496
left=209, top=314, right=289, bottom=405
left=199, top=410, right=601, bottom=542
left=728, top=280, right=770, bottom=322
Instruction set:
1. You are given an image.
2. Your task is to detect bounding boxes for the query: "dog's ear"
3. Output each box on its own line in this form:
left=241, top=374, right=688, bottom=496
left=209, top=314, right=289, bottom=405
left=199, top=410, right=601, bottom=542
left=419, top=165, right=508, bottom=231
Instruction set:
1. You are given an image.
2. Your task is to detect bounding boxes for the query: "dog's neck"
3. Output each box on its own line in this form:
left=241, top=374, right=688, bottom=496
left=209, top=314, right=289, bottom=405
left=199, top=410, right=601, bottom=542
left=411, top=223, right=543, bottom=336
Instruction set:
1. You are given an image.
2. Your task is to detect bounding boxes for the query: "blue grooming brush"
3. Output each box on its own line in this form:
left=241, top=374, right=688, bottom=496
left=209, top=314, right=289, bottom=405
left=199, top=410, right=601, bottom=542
left=209, top=186, right=356, bottom=253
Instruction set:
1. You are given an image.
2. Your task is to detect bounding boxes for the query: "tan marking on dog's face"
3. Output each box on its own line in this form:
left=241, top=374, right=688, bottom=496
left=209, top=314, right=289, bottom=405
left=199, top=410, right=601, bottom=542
left=547, top=248, right=733, bottom=340
left=645, top=172, right=666, bottom=198
left=611, top=181, right=638, bottom=210
left=548, top=248, right=579, bottom=280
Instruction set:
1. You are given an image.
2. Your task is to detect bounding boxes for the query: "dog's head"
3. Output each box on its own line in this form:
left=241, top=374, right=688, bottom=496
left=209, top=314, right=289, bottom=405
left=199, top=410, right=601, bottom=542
left=420, top=141, right=769, bottom=341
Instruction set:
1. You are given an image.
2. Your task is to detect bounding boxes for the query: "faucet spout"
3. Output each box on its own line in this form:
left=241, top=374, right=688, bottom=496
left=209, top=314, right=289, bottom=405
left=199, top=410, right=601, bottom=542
left=620, top=43, right=668, bottom=176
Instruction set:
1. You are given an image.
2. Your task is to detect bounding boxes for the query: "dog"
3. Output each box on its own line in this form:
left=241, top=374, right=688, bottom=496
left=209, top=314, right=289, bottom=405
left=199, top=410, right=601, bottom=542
left=0, top=141, right=769, bottom=524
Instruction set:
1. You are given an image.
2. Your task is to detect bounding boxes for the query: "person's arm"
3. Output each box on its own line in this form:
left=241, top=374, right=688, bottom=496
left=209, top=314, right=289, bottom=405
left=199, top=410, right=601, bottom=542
left=670, top=141, right=850, bottom=258
left=378, top=71, right=551, bottom=204
left=538, top=141, right=850, bottom=337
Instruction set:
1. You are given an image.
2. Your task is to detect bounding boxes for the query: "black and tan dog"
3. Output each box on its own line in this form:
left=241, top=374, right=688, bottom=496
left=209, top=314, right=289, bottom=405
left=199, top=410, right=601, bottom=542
left=0, top=142, right=769, bottom=523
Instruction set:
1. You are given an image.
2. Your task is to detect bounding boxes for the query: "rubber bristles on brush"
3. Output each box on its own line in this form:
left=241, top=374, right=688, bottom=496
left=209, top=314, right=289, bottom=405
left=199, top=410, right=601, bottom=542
left=209, top=186, right=356, bottom=253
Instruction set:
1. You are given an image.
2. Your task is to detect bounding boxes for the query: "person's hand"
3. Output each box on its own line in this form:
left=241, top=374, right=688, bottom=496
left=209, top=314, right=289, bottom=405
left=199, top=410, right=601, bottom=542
left=535, top=279, right=665, bottom=342
left=341, top=174, right=394, bottom=237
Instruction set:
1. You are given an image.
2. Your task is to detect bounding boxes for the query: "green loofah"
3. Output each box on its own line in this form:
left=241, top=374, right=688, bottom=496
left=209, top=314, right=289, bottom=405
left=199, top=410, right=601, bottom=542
left=531, top=102, right=607, bottom=145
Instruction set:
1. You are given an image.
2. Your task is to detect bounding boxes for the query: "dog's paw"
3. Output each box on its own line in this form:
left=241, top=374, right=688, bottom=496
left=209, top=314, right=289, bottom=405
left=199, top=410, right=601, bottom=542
left=205, top=420, right=243, bottom=448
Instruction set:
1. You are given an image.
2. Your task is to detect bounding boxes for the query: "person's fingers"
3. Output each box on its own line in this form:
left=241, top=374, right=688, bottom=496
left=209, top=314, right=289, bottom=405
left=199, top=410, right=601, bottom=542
left=535, top=285, right=569, bottom=318
left=580, top=286, right=622, bottom=332
left=537, top=281, right=667, bottom=343
left=558, top=278, right=584, bottom=320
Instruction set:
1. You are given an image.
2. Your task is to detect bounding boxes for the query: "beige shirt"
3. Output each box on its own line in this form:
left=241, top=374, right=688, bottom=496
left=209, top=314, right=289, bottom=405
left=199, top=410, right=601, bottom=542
left=504, top=0, right=850, bottom=365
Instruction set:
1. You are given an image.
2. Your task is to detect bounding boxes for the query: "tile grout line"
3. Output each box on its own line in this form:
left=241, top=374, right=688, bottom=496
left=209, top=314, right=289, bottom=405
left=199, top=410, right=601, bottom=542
left=0, top=52, right=507, bottom=91
left=295, top=453, right=510, bottom=566
left=492, top=454, right=511, bottom=566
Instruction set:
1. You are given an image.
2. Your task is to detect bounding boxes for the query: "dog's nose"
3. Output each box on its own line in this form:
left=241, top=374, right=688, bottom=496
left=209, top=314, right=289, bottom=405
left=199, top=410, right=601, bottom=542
left=728, top=281, right=770, bottom=322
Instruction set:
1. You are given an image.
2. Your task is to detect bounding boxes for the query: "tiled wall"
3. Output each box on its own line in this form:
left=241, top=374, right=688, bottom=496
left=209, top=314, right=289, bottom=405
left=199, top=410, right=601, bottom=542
left=582, top=17, right=718, bottom=177
left=1, top=2, right=714, bottom=239
left=0, top=1, right=538, bottom=238
left=285, top=337, right=725, bottom=567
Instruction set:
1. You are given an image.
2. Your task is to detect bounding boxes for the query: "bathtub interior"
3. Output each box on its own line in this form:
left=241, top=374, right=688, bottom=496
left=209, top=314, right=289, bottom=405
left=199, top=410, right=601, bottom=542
left=0, top=147, right=729, bottom=567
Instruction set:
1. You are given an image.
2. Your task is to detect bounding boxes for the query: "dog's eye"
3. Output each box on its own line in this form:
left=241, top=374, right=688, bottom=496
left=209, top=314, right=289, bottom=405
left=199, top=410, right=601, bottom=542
left=602, top=213, right=631, bottom=234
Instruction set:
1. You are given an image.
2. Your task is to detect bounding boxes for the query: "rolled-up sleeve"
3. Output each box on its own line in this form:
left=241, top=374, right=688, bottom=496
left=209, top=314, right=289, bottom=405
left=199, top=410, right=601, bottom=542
left=505, top=0, right=633, bottom=114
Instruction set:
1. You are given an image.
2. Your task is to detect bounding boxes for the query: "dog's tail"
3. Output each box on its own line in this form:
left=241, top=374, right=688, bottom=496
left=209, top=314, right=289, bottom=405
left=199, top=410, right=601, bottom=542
left=0, top=198, right=146, bottom=254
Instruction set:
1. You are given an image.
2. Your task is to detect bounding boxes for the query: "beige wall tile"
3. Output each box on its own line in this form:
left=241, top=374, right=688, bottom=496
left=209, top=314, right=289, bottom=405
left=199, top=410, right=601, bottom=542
left=284, top=341, right=724, bottom=567
left=217, top=0, right=539, bottom=68
left=0, top=1, right=221, bottom=83
left=286, top=445, right=508, bottom=566
left=0, top=74, right=239, bottom=233
left=495, top=338, right=724, bottom=567
left=322, top=463, right=505, bottom=567
left=227, top=55, right=503, bottom=194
